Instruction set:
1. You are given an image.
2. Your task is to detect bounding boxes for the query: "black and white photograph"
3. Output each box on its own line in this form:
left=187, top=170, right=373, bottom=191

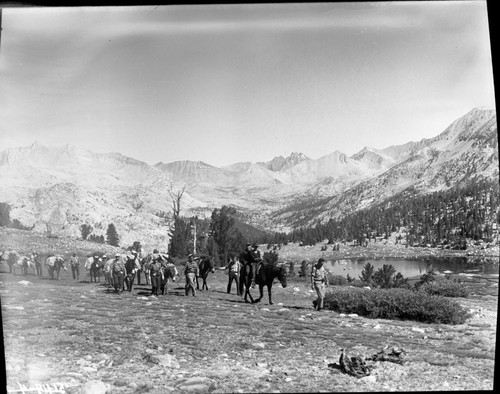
left=0, top=1, right=498, bottom=393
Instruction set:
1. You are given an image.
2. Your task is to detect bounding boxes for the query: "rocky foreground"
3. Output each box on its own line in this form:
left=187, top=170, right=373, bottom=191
left=1, top=227, right=498, bottom=392
left=1, top=258, right=497, bottom=393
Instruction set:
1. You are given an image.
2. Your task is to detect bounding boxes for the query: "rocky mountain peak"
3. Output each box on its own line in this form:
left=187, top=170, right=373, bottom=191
left=0, top=107, right=496, bottom=243
left=260, top=152, right=310, bottom=172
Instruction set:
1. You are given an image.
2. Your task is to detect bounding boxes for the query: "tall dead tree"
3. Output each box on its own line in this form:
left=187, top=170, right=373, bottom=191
left=168, top=184, right=186, bottom=218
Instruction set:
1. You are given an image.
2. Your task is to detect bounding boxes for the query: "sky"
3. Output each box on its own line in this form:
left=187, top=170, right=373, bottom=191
left=0, top=2, right=496, bottom=167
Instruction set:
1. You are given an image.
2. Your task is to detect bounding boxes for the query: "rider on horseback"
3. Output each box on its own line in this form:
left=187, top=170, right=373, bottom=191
left=243, top=243, right=262, bottom=288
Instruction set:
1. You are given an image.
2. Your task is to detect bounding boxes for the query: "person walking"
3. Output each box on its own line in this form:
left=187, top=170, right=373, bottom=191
left=33, top=251, right=43, bottom=277
left=103, top=256, right=114, bottom=288
left=183, top=254, right=198, bottom=297
left=112, top=254, right=126, bottom=294
left=225, top=257, right=241, bottom=295
left=149, top=250, right=163, bottom=296
left=311, top=258, right=329, bottom=311
left=69, top=253, right=80, bottom=281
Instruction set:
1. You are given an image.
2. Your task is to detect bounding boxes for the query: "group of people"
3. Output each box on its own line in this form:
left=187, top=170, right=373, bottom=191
left=105, top=249, right=179, bottom=295
left=5, top=242, right=328, bottom=310
left=224, top=242, right=328, bottom=311
left=67, top=250, right=166, bottom=294
left=222, top=242, right=262, bottom=296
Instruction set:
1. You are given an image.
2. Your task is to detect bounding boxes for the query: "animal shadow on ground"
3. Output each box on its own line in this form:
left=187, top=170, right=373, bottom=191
left=136, top=290, right=153, bottom=296
left=287, top=305, right=314, bottom=311
left=212, top=290, right=230, bottom=294
left=216, top=297, right=251, bottom=305
left=133, top=286, right=151, bottom=291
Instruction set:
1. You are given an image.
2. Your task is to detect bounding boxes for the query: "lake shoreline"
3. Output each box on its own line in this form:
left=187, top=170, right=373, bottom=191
left=275, top=239, right=500, bottom=264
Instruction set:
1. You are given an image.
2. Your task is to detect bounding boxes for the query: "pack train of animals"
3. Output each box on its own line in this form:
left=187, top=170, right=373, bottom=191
left=0, top=243, right=289, bottom=305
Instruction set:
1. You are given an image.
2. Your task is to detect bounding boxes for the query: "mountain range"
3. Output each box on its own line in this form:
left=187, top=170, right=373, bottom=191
left=0, top=107, right=497, bottom=248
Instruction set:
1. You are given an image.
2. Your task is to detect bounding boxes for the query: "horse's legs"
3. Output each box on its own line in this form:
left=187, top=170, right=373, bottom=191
left=239, top=268, right=244, bottom=298
left=247, top=286, right=255, bottom=303
left=267, top=284, right=273, bottom=305
left=254, top=285, right=263, bottom=303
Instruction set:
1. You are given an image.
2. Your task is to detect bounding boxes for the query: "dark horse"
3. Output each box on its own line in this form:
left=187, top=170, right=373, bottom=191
left=2, top=250, right=20, bottom=274
left=196, top=256, right=215, bottom=291
left=160, top=263, right=178, bottom=295
left=90, top=258, right=103, bottom=283
left=239, top=259, right=288, bottom=305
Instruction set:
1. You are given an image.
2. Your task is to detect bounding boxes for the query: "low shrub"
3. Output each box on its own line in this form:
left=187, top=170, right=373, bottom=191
left=327, top=274, right=348, bottom=286
left=347, top=278, right=366, bottom=288
left=415, top=270, right=436, bottom=289
left=419, top=280, right=470, bottom=298
left=323, top=287, right=471, bottom=324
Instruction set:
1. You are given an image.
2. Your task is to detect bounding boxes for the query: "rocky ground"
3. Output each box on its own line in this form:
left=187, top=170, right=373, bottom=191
left=1, top=262, right=498, bottom=393
left=1, top=228, right=498, bottom=393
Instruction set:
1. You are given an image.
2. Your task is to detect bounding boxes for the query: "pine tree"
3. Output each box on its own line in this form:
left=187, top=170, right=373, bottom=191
left=209, top=206, right=247, bottom=265
left=106, top=223, right=120, bottom=247
left=359, top=263, right=375, bottom=286
left=0, top=202, right=10, bottom=227
left=168, top=216, right=191, bottom=258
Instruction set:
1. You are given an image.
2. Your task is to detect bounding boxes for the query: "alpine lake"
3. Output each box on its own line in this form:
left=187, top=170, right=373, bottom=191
left=324, top=256, right=499, bottom=278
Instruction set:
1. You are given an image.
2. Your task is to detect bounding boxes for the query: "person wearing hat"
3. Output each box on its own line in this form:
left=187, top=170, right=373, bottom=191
left=225, top=255, right=241, bottom=296
left=240, top=243, right=253, bottom=285
left=183, top=254, right=198, bottom=296
left=103, top=255, right=115, bottom=288
left=32, top=251, right=43, bottom=278
left=249, top=243, right=262, bottom=288
left=69, top=252, right=80, bottom=281
left=311, top=258, right=329, bottom=311
left=112, top=254, right=126, bottom=294
left=149, top=250, right=164, bottom=296
left=134, top=250, right=146, bottom=286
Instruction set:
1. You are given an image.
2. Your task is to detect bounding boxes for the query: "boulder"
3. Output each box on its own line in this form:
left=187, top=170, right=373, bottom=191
left=175, top=377, right=217, bottom=393
left=80, top=380, right=107, bottom=394
left=144, top=353, right=180, bottom=369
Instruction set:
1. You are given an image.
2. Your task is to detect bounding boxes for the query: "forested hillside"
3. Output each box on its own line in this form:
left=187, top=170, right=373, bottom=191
left=262, top=175, right=499, bottom=249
